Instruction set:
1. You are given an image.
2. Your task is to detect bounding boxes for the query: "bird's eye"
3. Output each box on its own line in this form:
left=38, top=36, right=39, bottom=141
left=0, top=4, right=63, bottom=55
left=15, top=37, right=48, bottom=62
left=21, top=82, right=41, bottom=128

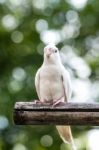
left=55, top=50, right=57, bottom=53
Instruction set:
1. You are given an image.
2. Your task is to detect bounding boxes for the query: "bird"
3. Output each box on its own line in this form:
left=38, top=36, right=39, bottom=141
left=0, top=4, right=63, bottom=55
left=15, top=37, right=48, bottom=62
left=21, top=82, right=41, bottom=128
left=35, top=44, right=76, bottom=150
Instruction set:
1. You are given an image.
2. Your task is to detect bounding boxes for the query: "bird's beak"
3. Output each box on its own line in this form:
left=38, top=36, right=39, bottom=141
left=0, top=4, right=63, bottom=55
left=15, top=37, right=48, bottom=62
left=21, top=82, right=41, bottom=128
left=46, top=48, right=52, bottom=58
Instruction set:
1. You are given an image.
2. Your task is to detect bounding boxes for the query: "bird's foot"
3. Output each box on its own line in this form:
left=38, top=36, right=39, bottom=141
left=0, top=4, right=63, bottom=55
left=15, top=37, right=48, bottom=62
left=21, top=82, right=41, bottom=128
left=33, top=98, right=66, bottom=107
left=52, top=97, right=66, bottom=107
left=33, top=100, right=44, bottom=104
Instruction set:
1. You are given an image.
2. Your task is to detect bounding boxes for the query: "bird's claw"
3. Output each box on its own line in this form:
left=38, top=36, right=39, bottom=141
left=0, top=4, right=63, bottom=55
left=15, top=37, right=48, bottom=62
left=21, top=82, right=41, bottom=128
left=33, top=99, right=66, bottom=107
left=33, top=100, right=44, bottom=104
left=52, top=99, right=65, bottom=107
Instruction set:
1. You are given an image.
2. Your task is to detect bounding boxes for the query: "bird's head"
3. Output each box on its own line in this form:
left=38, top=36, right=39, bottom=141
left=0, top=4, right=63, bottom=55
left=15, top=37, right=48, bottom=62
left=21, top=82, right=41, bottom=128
left=44, top=44, right=61, bottom=64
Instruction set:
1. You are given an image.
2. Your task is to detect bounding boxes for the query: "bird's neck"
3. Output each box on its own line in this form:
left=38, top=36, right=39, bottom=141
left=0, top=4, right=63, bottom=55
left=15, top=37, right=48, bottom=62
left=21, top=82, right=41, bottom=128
left=43, top=57, right=62, bottom=66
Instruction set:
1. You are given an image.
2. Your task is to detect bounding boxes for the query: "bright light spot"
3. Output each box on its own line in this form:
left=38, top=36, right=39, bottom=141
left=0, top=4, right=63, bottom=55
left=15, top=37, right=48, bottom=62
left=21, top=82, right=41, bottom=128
left=91, top=37, right=99, bottom=51
left=32, top=0, right=46, bottom=9
left=35, top=19, right=48, bottom=33
left=66, top=10, right=79, bottom=24
left=9, top=0, right=26, bottom=6
left=0, top=0, right=6, bottom=4
left=40, top=30, right=61, bottom=44
left=60, top=45, right=79, bottom=75
left=85, top=36, right=94, bottom=49
left=72, top=79, right=91, bottom=102
left=60, top=45, right=77, bottom=64
left=62, top=24, right=74, bottom=39
left=74, top=138, right=83, bottom=149
left=0, top=116, right=9, bottom=130
left=85, top=36, right=99, bottom=56
left=9, top=79, right=23, bottom=93
left=40, top=135, right=53, bottom=147
left=2, top=14, right=18, bottom=31
left=12, top=67, right=26, bottom=81
left=61, top=23, right=79, bottom=39
left=87, top=129, right=99, bottom=150
left=70, top=57, right=91, bottom=78
left=85, top=36, right=99, bottom=50
left=11, top=31, right=24, bottom=43
left=66, top=0, right=88, bottom=9
left=13, top=143, right=27, bottom=150
left=61, top=45, right=75, bottom=54
left=49, top=0, right=60, bottom=5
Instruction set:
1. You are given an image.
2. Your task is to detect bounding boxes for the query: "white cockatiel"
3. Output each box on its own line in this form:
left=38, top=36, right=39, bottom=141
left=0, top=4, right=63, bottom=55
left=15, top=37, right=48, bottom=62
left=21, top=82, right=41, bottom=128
left=35, top=44, right=76, bottom=150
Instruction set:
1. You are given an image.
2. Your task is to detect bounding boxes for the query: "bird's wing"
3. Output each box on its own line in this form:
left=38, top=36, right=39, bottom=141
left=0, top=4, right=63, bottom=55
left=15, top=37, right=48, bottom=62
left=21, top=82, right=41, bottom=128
left=35, top=68, right=41, bottom=100
left=61, top=67, right=72, bottom=101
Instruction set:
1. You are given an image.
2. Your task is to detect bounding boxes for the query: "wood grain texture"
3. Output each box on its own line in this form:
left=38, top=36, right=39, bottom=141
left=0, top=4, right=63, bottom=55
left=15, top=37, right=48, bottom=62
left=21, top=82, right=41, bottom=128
left=14, top=102, right=99, bottom=125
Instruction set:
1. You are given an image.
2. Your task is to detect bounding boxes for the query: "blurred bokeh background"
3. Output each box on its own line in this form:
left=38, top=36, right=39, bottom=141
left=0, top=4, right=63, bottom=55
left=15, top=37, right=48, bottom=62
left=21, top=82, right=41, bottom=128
left=0, top=0, right=99, bottom=149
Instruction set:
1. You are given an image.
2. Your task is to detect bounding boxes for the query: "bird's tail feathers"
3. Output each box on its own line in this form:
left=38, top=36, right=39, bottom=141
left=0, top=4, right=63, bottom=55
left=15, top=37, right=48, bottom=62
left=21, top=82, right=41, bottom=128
left=56, top=125, right=77, bottom=150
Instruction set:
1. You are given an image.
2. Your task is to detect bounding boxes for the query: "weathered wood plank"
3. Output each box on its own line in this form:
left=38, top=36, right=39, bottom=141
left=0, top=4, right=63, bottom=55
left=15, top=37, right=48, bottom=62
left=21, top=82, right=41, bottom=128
left=14, top=102, right=99, bottom=125
left=15, top=102, right=99, bottom=110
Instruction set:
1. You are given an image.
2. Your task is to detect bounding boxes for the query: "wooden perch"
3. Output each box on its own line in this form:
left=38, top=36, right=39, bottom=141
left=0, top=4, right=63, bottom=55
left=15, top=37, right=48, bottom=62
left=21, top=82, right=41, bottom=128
left=14, top=102, right=99, bottom=125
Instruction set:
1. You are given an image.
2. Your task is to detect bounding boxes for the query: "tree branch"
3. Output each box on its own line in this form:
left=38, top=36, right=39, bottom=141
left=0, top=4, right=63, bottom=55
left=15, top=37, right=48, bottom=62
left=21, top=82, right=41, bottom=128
left=13, top=102, right=99, bottom=125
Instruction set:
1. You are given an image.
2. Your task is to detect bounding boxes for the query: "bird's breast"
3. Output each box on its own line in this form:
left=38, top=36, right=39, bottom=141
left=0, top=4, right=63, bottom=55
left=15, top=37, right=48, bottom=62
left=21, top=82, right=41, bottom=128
left=40, top=65, right=61, bottom=83
left=39, top=65, right=64, bottom=102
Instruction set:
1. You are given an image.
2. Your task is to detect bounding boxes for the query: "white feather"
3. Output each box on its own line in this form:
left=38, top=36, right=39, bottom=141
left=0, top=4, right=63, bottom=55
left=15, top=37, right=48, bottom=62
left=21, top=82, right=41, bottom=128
left=35, top=44, right=77, bottom=150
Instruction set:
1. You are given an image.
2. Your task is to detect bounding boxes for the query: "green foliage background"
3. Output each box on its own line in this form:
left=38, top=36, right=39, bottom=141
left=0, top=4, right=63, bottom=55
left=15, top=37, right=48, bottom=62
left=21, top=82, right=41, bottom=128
left=0, top=0, right=99, bottom=150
